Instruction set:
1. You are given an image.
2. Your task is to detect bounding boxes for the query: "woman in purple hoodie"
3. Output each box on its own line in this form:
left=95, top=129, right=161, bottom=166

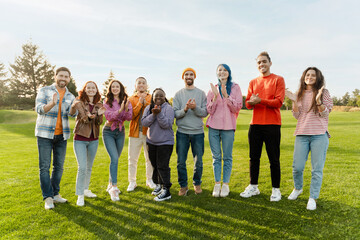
left=141, top=88, right=174, bottom=202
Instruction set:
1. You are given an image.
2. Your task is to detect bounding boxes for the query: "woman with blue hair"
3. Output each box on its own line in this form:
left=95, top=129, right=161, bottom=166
left=206, top=64, right=243, bottom=197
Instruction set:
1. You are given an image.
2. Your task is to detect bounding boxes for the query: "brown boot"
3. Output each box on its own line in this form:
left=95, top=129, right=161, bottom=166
left=194, top=185, right=202, bottom=194
left=178, top=186, right=189, bottom=196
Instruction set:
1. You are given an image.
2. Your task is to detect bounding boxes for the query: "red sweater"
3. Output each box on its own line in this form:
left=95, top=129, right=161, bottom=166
left=246, top=73, right=285, bottom=125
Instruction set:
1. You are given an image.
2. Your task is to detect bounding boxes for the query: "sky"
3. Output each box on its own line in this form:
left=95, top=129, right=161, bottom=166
left=0, top=0, right=359, bottom=98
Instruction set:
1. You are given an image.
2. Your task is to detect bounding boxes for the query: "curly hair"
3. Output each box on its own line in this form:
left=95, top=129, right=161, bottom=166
left=78, top=81, right=101, bottom=104
left=105, top=80, right=128, bottom=108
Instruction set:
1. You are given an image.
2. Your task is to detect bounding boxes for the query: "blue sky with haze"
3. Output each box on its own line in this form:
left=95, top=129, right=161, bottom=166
left=0, top=0, right=359, bottom=98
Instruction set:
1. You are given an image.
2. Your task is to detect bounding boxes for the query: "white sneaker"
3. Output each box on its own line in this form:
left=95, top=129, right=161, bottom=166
left=288, top=189, right=303, bottom=200
left=84, top=189, right=97, bottom=198
left=109, top=187, right=120, bottom=201
left=220, top=184, right=230, bottom=197
left=146, top=179, right=157, bottom=189
left=240, top=184, right=260, bottom=198
left=53, top=195, right=67, bottom=203
left=212, top=184, right=221, bottom=197
left=307, top=198, right=317, bottom=210
left=44, top=197, right=54, bottom=210
left=77, top=195, right=85, bottom=206
left=107, top=184, right=121, bottom=194
left=270, top=188, right=281, bottom=202
left=127, top=182, right=137, bottom=192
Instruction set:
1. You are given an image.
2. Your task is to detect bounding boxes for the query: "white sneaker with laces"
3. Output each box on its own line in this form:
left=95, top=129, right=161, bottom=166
left=146, top=179, right=157, bottom=189
left=107, top=184, right=121, bottom=194
left=84, top=189, right=97, bottom=198
left=220, top=184, right=230, bottom=197
left=127, top=182, right=137, bottom=192
left=212, top=184, right=221, bottom=197
left=109, top=187, right=120, bottom=201
left=288, top=189, right=303, bottom=200
left=77, top=195, right=85, bottom=206
left=53, top=194, right=67, bottom=203
left=240, top=184, right=260, bottom=198
left=307, top=198, right=317, bottom=210
left=270, top=188, right=281, bottom=202
left=44, top=197, right=54, bottom=210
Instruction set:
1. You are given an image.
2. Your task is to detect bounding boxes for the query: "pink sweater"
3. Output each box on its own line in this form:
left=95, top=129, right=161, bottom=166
left=206, top=83, right=242, bottom=130
left=104, top=100, right=133, bottom=131
left=293, top=89, right=333, bottom=136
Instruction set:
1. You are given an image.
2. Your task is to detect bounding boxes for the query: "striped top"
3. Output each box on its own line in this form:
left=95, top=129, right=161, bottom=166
left=293, top=89, right=333, bottom=136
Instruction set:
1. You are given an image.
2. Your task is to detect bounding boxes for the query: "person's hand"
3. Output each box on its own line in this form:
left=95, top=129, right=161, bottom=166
left=247, top=93, right=261, bottom=105
left=151, top=105, right=161, bottom=115
left=285, top=90, right=297, bottom=102
left=97, top=106, right=106, bottom=115
left=52, top=93, right=58, bottom=105
left=188, top=99, right=196, bottom=109
left=210, top=83, right=219, bottom=102
left=87, top=111, right=95, bottom=119
left=184, top=99, right=191, bottom=112
left=221, top=84, right=228, bottom=98
left=316, top=86, right=324, bottom=105
left=119, top=100, right=125, bottom=113
left=138, top=92, right=147, bottom=104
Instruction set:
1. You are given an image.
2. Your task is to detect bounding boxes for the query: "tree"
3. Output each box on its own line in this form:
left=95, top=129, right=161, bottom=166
left=8, top=41, right=54, bottom=105
left=342, top=92, right=350, bottom=106
left=103, top=70, right=116, bottom=97
left=0, top=63, right=8, bottom=107
left=67, top=77, right=78, bottom=97
left=332, top=96, right=342, bottom=106
left=283, top=96, right=293, bottom=110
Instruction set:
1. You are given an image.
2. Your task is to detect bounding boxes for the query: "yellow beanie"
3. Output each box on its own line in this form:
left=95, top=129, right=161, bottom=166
left=182, top=68, right=196, bottom=79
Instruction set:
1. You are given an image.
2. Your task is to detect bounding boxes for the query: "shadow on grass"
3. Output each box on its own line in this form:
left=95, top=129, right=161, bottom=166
left=54, top=188, right=360, bottom=239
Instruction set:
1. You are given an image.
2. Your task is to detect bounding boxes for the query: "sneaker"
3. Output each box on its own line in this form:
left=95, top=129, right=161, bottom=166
left=240, top=184, right=260, bottom=198
left=53, top=195, right=67, bottom=203
left=152, top=184, right=162, bottom=196
left=109, top=186, right=120, bottom=201
left=127, top=182, right=137, bottom=192
left=212, top=184, right=221, bottom=197
left=307, top=198, right=317, bottom=210
left=84, top=189, right=97, bottom=198
left=107, top=184, right=121, bottom=194
left=288, top=189, right=303, bottom=200
left=220, top=184, right=230, bottom=197
left=194, top=185, right=202, bottom=195
left=270, top=188, right=281, bottom=202
left=146, top=179, right=157, bottom=189
left=77, top=195, right=85, bottom=206
left=178, top=186, right=189, bottom=196
left=44, top=197, right=54, bottom=210
left=154, top=187, right=171, bottom=201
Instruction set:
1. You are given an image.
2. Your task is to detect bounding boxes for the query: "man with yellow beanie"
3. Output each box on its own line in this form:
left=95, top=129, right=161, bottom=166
left=173, top=68, right=208, bottom=196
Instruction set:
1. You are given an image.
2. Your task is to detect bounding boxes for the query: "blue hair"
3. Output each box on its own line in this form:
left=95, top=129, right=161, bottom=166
left=217, top=64, right=233, bottom=98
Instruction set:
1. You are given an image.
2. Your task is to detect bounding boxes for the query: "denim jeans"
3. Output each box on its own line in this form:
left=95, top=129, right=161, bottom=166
left=74, top=140, right=99, bottom=195
left=293, top=134, right=329, bottom=199
left=176, top=131, right=204, bottom=187
left=208, top=127, right=234, bottom=183
left=37, top=135, right=67, bottom=200
left=102, top=126, right=125, bottom=185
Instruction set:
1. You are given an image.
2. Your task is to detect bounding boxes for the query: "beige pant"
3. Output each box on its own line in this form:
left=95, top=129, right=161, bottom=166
left=128, top=134, right=153, bottom=183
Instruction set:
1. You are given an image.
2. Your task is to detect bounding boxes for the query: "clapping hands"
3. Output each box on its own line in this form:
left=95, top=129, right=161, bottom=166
left=285, top=89, right=297, bottom=102
left=247, top=93, right=261, bottom=105
left=151, top=105, right=161, bottom=115
left=184, top=98, right=196, bottom=112
left=316, top=86, right=324, bottom=105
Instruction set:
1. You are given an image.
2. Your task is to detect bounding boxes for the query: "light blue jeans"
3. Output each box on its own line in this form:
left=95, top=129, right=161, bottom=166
left=208, top=127, right=235, bottom=183
left=293, top=134, right=329, bottom=199
left=102, top=126, right=125, bottom=185
left=74, top=140, right=99, bottom=195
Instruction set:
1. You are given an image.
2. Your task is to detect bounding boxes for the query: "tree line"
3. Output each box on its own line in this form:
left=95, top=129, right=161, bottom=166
left=1, top=41, right=359, bottom=110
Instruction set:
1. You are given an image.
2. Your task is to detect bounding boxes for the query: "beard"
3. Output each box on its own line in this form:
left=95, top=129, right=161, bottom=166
left=186, top=79, right=194, bottom=86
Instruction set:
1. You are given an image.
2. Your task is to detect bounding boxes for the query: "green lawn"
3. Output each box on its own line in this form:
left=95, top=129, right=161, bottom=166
left=0, top=110, right=359, bottom=239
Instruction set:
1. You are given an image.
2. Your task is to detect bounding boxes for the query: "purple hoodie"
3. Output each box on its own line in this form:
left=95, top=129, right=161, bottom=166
left=141, top=102, right=174, bottom=145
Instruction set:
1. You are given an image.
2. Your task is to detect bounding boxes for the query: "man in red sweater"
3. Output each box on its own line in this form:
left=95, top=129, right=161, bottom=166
left=240, top=51, right=285, bottom=202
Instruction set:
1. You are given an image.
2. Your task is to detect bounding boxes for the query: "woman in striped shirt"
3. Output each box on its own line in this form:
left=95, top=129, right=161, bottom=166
left=285, top=67, right=333, bottom=210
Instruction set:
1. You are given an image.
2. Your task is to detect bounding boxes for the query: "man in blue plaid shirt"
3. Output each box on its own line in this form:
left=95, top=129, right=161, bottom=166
left=35, top=67, right=77, bottom=210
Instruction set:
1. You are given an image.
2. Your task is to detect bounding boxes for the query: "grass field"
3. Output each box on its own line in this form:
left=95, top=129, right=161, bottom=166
left=0, top=109, right=359, bottom=239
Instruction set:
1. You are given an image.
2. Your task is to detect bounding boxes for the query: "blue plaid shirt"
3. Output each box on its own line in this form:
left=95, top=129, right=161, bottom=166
left=35, top=84, right=76, bottom=140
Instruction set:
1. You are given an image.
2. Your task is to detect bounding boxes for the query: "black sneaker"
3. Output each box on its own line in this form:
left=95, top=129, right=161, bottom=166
left=151, top=184, right=162, bottom=196
left=154, top=187, right=171, bottom=201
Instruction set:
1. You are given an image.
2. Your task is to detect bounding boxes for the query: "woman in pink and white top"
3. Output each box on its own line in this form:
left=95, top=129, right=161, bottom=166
left=206, top=64, right=242, bottom=198
left=285, top=67, right=333, bottom=210
left=103, top=80, right=133, bottom=201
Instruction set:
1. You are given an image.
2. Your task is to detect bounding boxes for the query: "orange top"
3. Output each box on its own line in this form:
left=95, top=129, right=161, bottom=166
left=54, top=88, right=66, bottom=135
left=128, top=93, right=152, bottom=138
left=245, top=73, right=285, bottom=125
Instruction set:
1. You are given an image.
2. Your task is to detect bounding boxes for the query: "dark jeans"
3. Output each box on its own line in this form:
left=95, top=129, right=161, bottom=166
left=147, top=143, right=173, bottom=189
left=37, top=135, right=67, bottom=200
left=176, top=131, right=204, bottom=187
left=248, top=125, right=281, bottom=188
